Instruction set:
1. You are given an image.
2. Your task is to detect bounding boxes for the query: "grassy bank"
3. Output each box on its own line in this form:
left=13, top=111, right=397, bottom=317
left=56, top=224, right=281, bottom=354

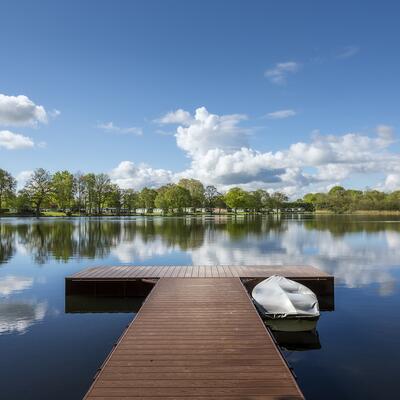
left=314, top=210, right=400, bottom=215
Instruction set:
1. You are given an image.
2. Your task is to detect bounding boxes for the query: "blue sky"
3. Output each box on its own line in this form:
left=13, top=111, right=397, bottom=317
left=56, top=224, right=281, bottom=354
left=1, top=0, right=400, bottom=196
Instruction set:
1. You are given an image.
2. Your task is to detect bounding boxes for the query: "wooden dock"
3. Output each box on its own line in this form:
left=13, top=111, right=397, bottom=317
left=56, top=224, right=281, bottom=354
left=83, top=278, right=304, bottom=399
left=66, top=266, right=333, bottom=399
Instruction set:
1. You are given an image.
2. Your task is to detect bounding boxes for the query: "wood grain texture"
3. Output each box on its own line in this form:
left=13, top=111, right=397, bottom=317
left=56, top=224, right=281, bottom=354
left=84, top=278, right=304, bottom=400
left=68, top=264, right=330, bottom=280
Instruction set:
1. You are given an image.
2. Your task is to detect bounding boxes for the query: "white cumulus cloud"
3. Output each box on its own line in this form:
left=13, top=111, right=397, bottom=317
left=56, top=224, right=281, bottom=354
left=156, top=109, right=193, bottom=125
left=378, top=173, right=400, bottom=191
left=0, top=94, right=48, bottom=126
left=111, top=106, right=400, bottom=196
left=0, top=130, right=35, bottom=150
left=175, top=107, right=248, bottom=157
left=110, top=160, right=173, bottom=189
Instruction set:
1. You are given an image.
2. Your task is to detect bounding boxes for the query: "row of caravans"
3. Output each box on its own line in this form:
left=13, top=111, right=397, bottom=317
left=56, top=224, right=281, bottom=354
left=101, top=206, right=308, bottom=214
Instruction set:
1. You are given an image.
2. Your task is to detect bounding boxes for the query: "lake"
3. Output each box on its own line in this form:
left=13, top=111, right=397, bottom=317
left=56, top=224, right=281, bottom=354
left=0, top=215, right=399, bottom=399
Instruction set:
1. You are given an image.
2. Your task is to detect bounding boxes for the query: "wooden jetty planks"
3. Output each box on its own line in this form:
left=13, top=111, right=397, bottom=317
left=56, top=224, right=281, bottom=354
left=84, top=278, right=304, bottom=400
left=68, top=264, right=331, bottom=280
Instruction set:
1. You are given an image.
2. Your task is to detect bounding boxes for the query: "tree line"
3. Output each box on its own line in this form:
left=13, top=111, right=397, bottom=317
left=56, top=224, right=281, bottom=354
left=303, top=186, right=400, bottom=213
left=0, top=168, right=305, bottom=216
left=1, top=168, right=399, bottom=216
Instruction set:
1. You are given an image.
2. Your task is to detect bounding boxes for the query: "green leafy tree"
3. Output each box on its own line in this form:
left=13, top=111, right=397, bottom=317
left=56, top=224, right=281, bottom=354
left=93, top=173, right=112, bottom=214
left=14, top=191, right=32, bottom=214
left=178, top=178, right=205, bottom=207
left=214, top=194, right=227, bottom=209
left=328, top=186, right=346, bottom=196
left=139, top=187, right=157, bottom=209
left=0, top=168, right=16, bottom=209
left=204, top=185, right=220, bottom=209
left=270, top=192, right=288, bottom=212
left=154, top=185, right=170, bottom=214
left=303, top=193, right=318, bottom=203
left=106, top=184, right=123, bottom=214
left=248, top=189, right=270, bottom=212
left=155, top=184, right=191, bottom=214
left=224, top=187, right=251, bottom=212
left=24, top=168, right=53, bottom=216
left=52, top=170, right=75, bottom=212
left=165, top=184, right=191, bottom=213
left=327, top=186, right=351, bottom=212
left=122, top=189, right=138, bottom=214
left=83, top=173, right=96, bottom=214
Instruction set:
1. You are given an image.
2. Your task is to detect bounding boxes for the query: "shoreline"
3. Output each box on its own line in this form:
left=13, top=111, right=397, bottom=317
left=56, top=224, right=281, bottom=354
left=2, top=210, right=400, bottom=218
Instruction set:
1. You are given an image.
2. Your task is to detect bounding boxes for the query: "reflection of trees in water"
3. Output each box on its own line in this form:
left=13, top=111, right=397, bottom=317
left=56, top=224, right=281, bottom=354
left=212, top=215, right=286, bottom=240
left=2, top=215, right=400, bottom=264
left=111, top=218, right=206, bottom=252
left=76, top=220, right=122, bottom=259
left=18, top=222, right=77, bottom=264
left=0, top=224, right=15, bottom=264
left=130, top=216, right=287, bottom=249
left=12, top=220, right=123, bottom=264
left=137, top=218, right=206, bottom=250
left=2, top=217, right=287, bottom=263
left=1, top=218, right=209, bottom=263
left=304, top=215, right=400, bottom=236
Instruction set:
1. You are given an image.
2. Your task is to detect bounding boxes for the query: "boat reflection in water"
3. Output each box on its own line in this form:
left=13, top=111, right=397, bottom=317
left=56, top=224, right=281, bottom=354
left=265, top=318, right=321, bottom=351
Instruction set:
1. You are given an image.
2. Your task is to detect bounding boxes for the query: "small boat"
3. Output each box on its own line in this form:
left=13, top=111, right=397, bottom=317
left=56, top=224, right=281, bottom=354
left=252, top=275, right=320, bottom=319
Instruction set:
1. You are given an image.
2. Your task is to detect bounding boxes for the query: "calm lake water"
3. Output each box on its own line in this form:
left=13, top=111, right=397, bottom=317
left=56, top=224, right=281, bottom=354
left=0, top=215, right=399, bottom=399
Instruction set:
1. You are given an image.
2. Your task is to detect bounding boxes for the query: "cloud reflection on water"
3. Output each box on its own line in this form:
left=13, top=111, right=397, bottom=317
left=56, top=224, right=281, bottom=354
left=0, top=275, right=33, bottom=297
left=0, top=301, right=47, bottom=335
left=2, top=216, right=399, bottom=295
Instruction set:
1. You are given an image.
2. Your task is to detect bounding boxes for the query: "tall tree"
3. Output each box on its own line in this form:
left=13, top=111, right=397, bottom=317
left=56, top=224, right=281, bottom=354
left=0, top=168, right=16, bottom=209
left=204, top=185, right=220, bottom=209
left=248, top=189, right=270, bottom=212
left=224, top=187, right=250, bottom=213
left=257, top=189, right=271, bottom=210
left=139, top=187, right=157, bottom=209
left=83, top=173, right=96, bottom=214
left=178, top=178, right=205, bottom=208
left=164, top=184, right=191, bottom=213
left=122, top=189, right=138, bottom=214
left=15, top=191, right=32, bottom=214
left=24, top=168, right=53, bottom=216
left=154, top=185, right=170, bottom=214
left=106, top=184, right=123, bottom=214
left=214, top=194, right=227, bottom=209
left=155, top=184, right=191, bottom=214
left=93, top=173, right=112, bottom=214
left=52, top=170, right=75, bottom=212
left=270, top=192, right=288, bottom=212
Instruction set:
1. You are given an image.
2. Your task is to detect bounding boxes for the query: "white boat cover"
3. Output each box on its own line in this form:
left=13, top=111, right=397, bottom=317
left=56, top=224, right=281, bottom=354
left=252, top=275, right=320, bottom=319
